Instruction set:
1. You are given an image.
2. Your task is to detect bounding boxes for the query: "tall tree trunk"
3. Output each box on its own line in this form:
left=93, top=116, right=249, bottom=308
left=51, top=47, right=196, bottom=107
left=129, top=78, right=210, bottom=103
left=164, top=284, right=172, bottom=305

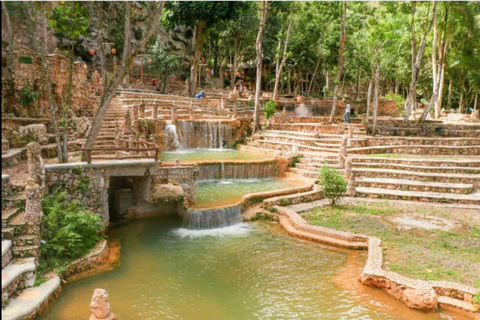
left=366, top=78, right=373, bottom=127
left=84, top=2, right=163, bottom=156
left=329, top=1, right=347, bottom=123
left=372, top=63, right=380, bottom=135
left=431, top=14, right=437, bottom=94
left=273, top=6, right=294, bottom=101
left=95, top=3, right=107, bottom=86
left=2, top=2, right=14, bottom=51
left=274, top=25, right=285, bottom=75
left=403, top=2, right=437, bottom=123
left=474, top=93, right=478, bottom=111
left=435, top=4, right=449, bottom=118
left=189, top=20, right=206, bottom=97
left=356, top=67, right=361, bottom=100
left=253, top=1, right=269, bottom=133
left=447, top=78, right=453, bottom=109
left=307, top=55, right=321, bottom=95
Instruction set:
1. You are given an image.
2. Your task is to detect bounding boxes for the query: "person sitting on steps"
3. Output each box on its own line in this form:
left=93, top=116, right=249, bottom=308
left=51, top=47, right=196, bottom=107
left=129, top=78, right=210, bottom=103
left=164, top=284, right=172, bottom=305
left=195, top=91, right=206, bottom=99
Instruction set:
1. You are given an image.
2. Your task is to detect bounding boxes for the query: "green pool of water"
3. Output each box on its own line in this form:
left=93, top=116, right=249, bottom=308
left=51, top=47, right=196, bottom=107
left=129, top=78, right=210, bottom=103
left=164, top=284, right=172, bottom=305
left=192, top=178, right=303, bottom=209
left=40, top=218, right=445, bottom=320
left=161, top=149, right=273, bottom=163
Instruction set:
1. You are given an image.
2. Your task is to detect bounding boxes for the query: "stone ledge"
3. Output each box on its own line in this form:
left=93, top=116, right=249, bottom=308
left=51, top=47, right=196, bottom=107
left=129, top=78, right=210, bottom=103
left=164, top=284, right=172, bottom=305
left=274, top=205, right=480, bottom=314
left=64, top=239, right=109, bottom=279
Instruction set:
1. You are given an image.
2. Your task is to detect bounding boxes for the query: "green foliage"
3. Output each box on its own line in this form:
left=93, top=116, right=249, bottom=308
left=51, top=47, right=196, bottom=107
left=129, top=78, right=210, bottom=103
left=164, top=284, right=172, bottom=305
left=318, top=165, right=347, bottom=206
left=279, top=198, right=291, bottom=206
left=263, top=99, right=277, bottom=120
left=249, top=211, right=275, bottom=222
left=473, top=292, right=480, bottom=311
left=289, top=155, right=301, bottom=167
left=72, top=166, right=91, bottom=192
left=48, top=2, right=90, bottom=44
left=40, top=190, right=102, bottom=275
left=384, top=93, right=405, bottom=112
left=18, top=86, right=38, bottom=107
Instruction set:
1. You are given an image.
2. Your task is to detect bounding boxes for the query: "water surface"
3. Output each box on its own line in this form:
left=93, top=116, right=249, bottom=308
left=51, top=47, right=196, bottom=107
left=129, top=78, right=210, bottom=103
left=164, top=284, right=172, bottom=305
left=41, top=218, right=449, bottom=320
left=161, top=149, right=273, bottom=163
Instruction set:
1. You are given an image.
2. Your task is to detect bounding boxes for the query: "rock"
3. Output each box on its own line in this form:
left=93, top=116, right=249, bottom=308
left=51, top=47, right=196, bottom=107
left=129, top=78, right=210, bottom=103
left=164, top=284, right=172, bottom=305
left=89, top=288, right=117, bottom=320
left=151, top=184, right=184, bottom=203
left=19, top=124, right=48, bottom=144
left=401, top=288, right=438, bottom=311
left=72, top=116, right=92, bottom=137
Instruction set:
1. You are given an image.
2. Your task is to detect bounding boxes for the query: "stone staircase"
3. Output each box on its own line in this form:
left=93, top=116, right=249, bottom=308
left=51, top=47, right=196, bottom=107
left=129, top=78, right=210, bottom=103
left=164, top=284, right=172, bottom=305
left=352, top=157, right=480, bottom=204
left=94, top=96, right=125, bottom=151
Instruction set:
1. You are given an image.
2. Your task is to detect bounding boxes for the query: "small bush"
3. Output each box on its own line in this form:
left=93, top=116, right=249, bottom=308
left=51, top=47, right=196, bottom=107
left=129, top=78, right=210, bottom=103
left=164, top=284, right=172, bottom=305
left=18, top=85, right=39, bottom=107
left=318, top=165, right=347, bottom=206
left=279, top=198, right=291, bottom=206
left=289, top=155, right=301, bottom=167
left=473, top=292, right=480, bottom=311
left=263, top=99, right=277, bottom=120
left=384, top=93, right=405, bottom=114
left=40, top=190, right=102, bottom=275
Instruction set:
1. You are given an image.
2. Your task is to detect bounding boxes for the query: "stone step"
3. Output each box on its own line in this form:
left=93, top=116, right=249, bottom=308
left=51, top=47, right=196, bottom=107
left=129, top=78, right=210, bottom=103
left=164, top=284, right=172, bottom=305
left=2, top=207, right=21, bottom=228
left=12, top=245, right=40, bottom=259
left=352, top=156, right=480, bottom=168
left=2, top=227, right=14, bottom=240
left=2, top=277, right=61, bottom=320
left=254, top=140, right=339, bottom=154
left=356, top=187, right=480, bottom=204
left=355, top=178, right=474, bottom=194
left=296, top=163, right=340, bottom=172
left=349, top=144, right=480, bottom=156
left=437, top=296, right=478, bottom=313
left=13, top=235, right=41, bottom=247
left=298, top=157, right=337, bottom=164
left=289, top=168, right=320, bottom=179
left=2, top=240, right=13, bottom=269
left=300, top=151, right=338, bottom=159
left=354, top=163, right=480, bottom=174
left=1, top=258, right=36, bottom=302
left=352, top=168, right=480, bottom=188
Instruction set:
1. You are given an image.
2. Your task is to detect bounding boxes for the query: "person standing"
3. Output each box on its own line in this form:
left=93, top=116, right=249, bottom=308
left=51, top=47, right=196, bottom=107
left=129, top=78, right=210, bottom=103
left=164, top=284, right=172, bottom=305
left=344, top=101, right=351, bottom=123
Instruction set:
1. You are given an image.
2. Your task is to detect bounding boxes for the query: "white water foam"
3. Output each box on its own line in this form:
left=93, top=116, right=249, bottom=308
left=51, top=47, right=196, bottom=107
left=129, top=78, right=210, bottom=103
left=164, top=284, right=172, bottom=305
left=173, top=223, right=252, bottom=238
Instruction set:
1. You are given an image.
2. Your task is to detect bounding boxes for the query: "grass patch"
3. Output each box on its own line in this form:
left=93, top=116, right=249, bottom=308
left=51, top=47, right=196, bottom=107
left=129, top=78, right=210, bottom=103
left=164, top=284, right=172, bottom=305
left=302, top=201, right=480, bottom=286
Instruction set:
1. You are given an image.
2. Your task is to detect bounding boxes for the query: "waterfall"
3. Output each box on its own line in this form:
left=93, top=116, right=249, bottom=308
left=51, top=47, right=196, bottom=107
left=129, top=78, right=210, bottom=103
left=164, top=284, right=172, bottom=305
left=295, top=103, right=312, bottom=117
left=178, top=120, right=234, bottom=149
left=165, top=121, right=181, bottom=151
left=197, top=161, right=277, bottom=180
left=184, top=205, right=242, bottom=229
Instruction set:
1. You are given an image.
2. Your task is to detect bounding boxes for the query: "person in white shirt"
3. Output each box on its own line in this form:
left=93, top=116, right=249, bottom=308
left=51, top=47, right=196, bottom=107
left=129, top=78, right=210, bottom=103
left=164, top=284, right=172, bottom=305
left=344, top=102, right=351, bottom=123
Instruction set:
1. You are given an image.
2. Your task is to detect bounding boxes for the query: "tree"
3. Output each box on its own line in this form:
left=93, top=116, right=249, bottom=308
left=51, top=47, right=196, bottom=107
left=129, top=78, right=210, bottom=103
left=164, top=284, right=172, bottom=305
left=252, top=1, right=269, bottom=134
left=272, top=3, right=294, bottom=101
left=329, top=1, right=347, bottom=123
left=318, top=164, right=347, bottom=206
left=164, top=2, right=249, bottom=96
left=83, top=2, right=164, bottom=158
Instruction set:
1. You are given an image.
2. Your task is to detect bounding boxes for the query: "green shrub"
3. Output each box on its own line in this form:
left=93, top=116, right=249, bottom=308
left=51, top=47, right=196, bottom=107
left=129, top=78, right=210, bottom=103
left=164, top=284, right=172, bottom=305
left=40, top=190, right=102, bottom=275
left=289, top=155, right=301, bottom=167
left=263, top=99, right=277, bottom=120
left=18, top=85, right=39, bottom=107
left=279, top=198, right=291, bottom=206
left=384, top=93, right=405, bottom=114
left=318, top=165, right=347, bottom=206
left=473, top=292, right=480, bottom=311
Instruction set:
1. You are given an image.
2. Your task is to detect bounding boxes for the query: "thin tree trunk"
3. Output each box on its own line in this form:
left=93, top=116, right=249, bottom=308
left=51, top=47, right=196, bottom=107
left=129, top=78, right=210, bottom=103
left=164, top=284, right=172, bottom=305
left=356, top=67, right=361, bottom=100
left=273, top=6, right=293, bottom=101
left=84, top=2, right=164, bottom=156
left=329, top=1, right=347, bottom=122
left=189, top=20, right=206, bottom=97
left=447, top=78, right=453, bottom=109
left=366, top=78, right=373, bottom=127
left=253, top=1, right=269, bottom=133
left=474, top=93, right=478, bottom=111
left=2, top=2, right=14, bottom=51
left=274, top=25, right=285, bottom=75
left=403, top=2, right=437, bottom=123
left=432, top=14, right=437, bottom=94
left=435, top=4, right=449, bottom=118
left=307, top=55, right=321, bottom=95
left=372, top=63, right=380, bottom=135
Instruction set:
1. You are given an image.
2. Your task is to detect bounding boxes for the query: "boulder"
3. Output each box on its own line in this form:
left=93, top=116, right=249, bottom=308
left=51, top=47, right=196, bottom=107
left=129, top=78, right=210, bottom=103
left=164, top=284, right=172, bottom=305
left=18, top=124, right=48, bottom=144
left=71, top=116, right=92, bottom=137
left=401, top=288, right=438, bottom=311
left=151, top=184, right=184, bottom=203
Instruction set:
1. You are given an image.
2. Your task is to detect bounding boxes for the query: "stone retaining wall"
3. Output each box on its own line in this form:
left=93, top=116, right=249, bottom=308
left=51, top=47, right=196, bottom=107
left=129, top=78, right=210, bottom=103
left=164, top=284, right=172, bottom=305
left=64, top=240, right=109, bottom=279
left=274, top=206, right=480, bottom=314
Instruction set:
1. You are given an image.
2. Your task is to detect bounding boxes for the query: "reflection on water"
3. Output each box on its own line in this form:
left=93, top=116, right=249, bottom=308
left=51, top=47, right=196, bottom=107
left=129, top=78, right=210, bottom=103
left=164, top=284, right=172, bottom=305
left=161, top=149, right=273, bottom=162
left=40, top=218, right=450, bottom=320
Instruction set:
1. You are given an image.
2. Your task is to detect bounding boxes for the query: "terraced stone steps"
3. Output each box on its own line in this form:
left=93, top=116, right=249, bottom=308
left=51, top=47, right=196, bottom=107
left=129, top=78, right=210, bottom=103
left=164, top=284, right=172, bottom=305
left=352, top=167, right=480, bottom=188
left=253, top=140, right=339, bottom=154
left=270, top=122, right=366, bottom=135
left=356, top=187, right=480, bottom=204
left=1, top=257, right=36, bottom=303
left=356, top=178, right=474, bottom=194
left=353, top=163, right=480, bottom=174
left=349, top=144, right=480, bottom=155
left=2, top=240, right=12, bottom=269
left=438, top=296, right=478, bottom=313
left=2, top=277, right=61, bottom=320
left=352, top=157, right=480, bottom=167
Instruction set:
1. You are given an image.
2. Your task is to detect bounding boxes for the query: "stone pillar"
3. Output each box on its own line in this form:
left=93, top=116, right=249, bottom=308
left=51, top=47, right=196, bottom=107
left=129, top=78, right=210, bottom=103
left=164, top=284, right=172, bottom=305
left=131, top=105, right=139, bottom=122
left=90, top=289, right=117, bottom=320
left=153, top=105, right=158, bottom=119
left=123, top=110, right=131, bottom=136
left=24, top=178, right=42, bottom=259
left=338, top=135, right=348, bottom=169
left=220, top=97, right=225, bottom=110
left=171, top=104, right=178, bottom=123
left=231, top=105, right=237, bottom=120
left=189, top=103, right=195, bottom=121
left=344, top=157, right=356, bottom=196
left=139, top=102, right=145, bottom=119
left=27, top=142, right=42, bottom=184
left=2, top=139, right=9, bottom=154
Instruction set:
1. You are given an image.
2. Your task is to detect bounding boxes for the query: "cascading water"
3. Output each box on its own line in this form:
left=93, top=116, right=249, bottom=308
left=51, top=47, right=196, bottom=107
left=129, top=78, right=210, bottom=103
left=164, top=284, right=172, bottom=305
left=165, top=121, right=181, bottom=150
left=295, top=103, right=312, bottom=117
left=197, top=161, right=277, bottom=180
left=184, top=204, right=242, bottom=229
left=178, top=120, right=234, bottom=149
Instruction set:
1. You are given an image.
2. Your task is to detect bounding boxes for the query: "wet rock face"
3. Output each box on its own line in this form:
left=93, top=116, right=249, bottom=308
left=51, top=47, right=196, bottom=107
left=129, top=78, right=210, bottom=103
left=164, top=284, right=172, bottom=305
left=90, top=288, right=117, bottom=320
left=401, top=288, right=438, bottom=311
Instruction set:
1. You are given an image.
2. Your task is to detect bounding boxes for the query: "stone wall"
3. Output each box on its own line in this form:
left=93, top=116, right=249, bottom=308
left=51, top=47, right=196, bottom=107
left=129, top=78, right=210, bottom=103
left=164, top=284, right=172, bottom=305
left=374, top=123, right=480, bottom=138
left=64, top=240, right=110, bottom=279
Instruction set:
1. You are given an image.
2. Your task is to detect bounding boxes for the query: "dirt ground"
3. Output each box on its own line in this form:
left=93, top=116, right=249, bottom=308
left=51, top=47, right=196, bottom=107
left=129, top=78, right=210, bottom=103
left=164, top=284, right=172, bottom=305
left=301, top=199, right=480, bottom=287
